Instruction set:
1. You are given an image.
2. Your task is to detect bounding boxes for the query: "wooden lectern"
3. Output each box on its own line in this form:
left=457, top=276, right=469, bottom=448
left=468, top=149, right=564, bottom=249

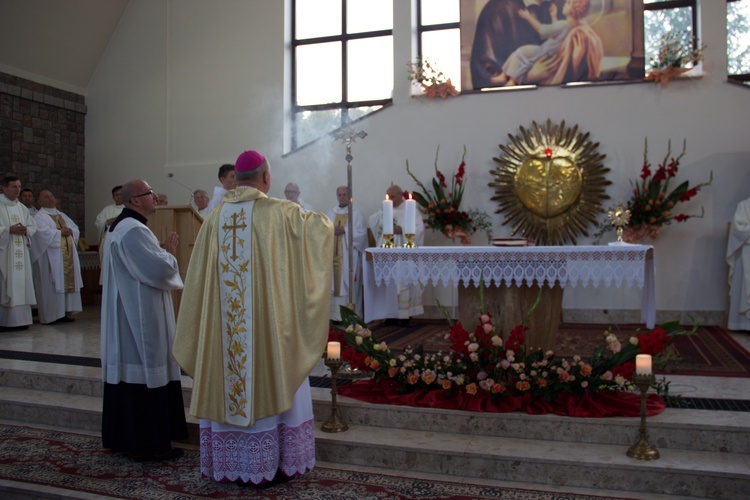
left=147, top=205, right=203, bottom=317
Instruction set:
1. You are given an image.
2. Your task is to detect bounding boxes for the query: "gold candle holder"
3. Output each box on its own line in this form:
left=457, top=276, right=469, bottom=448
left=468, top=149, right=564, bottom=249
left=321, top=357, right=348, bottom=433
left=403, top=233, right=417, bottom=248
left=627, top=373, right=660, bottom=461
left=380, top=234, right=396, bottom=248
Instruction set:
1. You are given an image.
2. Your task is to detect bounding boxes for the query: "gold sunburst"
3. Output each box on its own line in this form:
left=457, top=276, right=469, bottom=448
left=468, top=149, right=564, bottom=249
left=489, top=119, right=611, bottom=245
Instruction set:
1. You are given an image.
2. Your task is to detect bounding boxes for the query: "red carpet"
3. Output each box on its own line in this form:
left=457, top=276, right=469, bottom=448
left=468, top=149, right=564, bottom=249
left=373, top=321, right=750, bottom=378
left=0, top=424, right=627, bottom=499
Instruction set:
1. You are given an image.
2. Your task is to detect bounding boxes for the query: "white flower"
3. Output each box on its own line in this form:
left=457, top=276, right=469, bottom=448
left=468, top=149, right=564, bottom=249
left=355, top=336, right=363, bottom=345
left=468, top=342, right=479, bottom=353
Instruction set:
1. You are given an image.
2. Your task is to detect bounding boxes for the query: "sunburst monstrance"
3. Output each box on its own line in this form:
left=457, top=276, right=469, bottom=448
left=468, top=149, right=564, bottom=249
left=489, top=119, right=611, bottom=245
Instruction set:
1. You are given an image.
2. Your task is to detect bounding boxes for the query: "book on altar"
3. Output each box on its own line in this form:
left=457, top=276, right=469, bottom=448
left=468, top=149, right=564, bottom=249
left=492, top=237, right=533, bottom=247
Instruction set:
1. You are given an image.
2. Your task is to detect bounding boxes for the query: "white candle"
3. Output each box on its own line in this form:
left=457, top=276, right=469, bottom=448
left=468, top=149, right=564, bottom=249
left=404, top=195, right=416, bottom=234
left=635, top=354, right=652, bottom=375
left=327, top=341, right=341, bottom=360
left=382, top=196, right=394, bottom=234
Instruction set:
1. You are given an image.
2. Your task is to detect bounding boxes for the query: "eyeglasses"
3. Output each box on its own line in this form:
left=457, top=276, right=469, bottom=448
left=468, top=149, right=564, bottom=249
left=130, top=190, right=156, bottom=202
left=284, top=190, right=299, bottom=194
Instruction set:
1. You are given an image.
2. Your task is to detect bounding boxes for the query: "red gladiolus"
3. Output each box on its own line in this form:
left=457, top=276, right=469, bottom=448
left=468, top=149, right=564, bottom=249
left=675, top=214, right=690, bottom=222
left=653, top=167, right=667, bottom=183
left=437, top=171, right=447, bottom=188
left=638, top=327, right=669, bottom=355
left=612, top=361, right=635, bottom=380
left=506, top=324, right=527, bottom=351
left=640, top=163, right=651, bottom=179
left=679, top=187, right=698, bottom=202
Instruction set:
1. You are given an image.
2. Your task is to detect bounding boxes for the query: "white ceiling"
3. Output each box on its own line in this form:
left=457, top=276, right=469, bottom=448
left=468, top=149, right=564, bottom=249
left=0, top=0, right=129, bottom=95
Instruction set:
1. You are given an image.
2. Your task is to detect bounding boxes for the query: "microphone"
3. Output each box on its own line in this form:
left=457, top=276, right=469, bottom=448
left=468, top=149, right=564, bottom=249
left=167, top=173, right=194, bottom=205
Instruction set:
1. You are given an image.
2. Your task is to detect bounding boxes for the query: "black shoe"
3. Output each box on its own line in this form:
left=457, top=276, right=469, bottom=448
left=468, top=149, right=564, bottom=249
left=0, top=325, right=29, bottom=332
left=382, top=318, right=399, bottom=327
left=58, top=315, right=75, bottom=323
left=399, top=318, right=411, bottom=327
left=129, top=448, right=184, bottom=462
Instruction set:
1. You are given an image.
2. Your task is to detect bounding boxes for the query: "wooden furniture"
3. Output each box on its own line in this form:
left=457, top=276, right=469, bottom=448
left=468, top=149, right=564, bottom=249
left=364, top=245, right=655, bottom=352
left=147, top=205, right=203, bottom=316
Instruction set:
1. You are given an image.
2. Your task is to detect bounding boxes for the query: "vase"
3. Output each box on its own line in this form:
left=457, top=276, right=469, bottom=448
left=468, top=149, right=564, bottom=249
left=645, top=66, right=691, bottom=86
left=622, top=224, right=660, bottom=244
left=443, top=224, right=472, bottom=245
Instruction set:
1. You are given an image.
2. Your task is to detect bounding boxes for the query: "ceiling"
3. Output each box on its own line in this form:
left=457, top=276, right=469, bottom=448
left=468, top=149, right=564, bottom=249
left=0, top=0, right=129, bottom=95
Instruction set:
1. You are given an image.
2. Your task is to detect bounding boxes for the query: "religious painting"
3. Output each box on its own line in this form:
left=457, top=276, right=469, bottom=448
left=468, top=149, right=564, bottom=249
left=461, top=0, right=645, bottom=90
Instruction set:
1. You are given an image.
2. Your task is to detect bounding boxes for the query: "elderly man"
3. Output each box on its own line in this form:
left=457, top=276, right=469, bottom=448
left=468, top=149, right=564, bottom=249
left=326, top=185, right=367, bottom=320
left=206, top=163, right=236, bottom=212
left=367, top=184, right=425, bottom=325
left=156, top=193, right=169, bottom=206
left=174, top=150, right=332, bottom=486
left=284, top=182, right=314, bottom=211
left=20, top=188, right=38, bottom=216
left=100, top=179, right=188, bottom=462
left=193, top=189, right=209, bottom=218
left=0, top=176, right=37, bottom=331
left=30, top=190, right=82, bottom=324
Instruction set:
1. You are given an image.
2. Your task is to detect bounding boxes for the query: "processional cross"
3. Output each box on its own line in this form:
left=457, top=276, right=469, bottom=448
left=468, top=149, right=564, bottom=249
left=223, top=211, right=247, bottom=261
left=332, top=126, right=367, bottom=311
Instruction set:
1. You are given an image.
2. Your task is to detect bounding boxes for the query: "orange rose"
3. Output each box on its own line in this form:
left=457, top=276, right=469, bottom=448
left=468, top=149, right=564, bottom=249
left=369, top=359, right=380, bottom=370
left=515, top=381, right=531, bottom=392
left=422, top=371, right=436, bottom=385
left=491, top=383, right=506, bottom=394
left=580, top=364, right=592, bottom=377
left=407, top=373, right=419, bottom=385
left=465, top=383, right=478, bottom=395
left=536, top=378, right=547, bottom=388
left=388, top=367, right=398, bottom=378
left=440, top=379, right=453, bottom=390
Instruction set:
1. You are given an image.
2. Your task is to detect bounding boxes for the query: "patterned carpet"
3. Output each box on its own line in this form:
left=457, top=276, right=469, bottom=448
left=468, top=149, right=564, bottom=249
left=373, top=320, right=750, bottom=378
left=0, top=424, right=627, bottom=500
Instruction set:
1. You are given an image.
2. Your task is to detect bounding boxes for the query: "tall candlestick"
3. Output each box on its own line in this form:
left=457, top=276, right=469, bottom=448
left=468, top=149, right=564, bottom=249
left=635, top=354, right=652, bottom=375
left=404, top=195, right=416, bottom=234
left=327, top=341, right=341, bottom=361
left=382, top=196, right=394, bottom=234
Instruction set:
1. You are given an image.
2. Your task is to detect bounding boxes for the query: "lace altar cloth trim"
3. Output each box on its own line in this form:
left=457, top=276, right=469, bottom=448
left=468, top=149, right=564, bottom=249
left=77, top=251, right=100, bottom=270
left=200, top=419, right=315, bottom=485
left=368, top=245, right=652, bottom=289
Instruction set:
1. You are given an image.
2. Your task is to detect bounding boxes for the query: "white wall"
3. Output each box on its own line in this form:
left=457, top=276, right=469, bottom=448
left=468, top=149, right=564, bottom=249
left=85, top=0, right=749, bottom=316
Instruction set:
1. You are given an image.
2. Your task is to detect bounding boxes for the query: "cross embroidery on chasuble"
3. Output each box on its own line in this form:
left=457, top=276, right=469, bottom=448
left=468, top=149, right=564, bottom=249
left=220, top=207, right=252, bottom=421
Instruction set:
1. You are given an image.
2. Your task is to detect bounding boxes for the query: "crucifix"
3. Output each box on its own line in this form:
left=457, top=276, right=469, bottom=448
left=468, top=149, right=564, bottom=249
left=333, top=126, right=367, bottom=311
left=223, top=211, right=247, bottom=261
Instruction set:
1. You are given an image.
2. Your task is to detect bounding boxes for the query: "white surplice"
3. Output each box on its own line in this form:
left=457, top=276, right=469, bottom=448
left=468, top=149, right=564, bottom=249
left=94, top=203, right=124, bottom=239
left=727, top=197, right=750, bottom=330
left=101, top=217, right=184, bottom=388
left=326, top=204, right=368, bottom=320
left=0, top=194, right=37, bottom=327
left=30, top=208, right=83, bottom=324
left=206, top=186, right=227, bottom=213
left=367, top=204, right=425, bottom=320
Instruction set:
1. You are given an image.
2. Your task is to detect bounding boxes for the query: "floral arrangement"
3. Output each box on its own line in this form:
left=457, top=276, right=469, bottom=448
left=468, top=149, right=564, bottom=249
left=407, top=57, right=459, bottom=99
left=596, top=138, right=712, bottom=243
left=405, top=146, right=492, bottom=244
left=646, top=30, right=706, bottom=85
left=328, top=299, right=694, bottom=402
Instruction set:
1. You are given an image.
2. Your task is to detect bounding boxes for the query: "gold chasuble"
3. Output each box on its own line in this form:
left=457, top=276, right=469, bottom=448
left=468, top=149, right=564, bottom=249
left=332, top=212, right=347, bottom=296
left=173, top=187, right=333, bottom=427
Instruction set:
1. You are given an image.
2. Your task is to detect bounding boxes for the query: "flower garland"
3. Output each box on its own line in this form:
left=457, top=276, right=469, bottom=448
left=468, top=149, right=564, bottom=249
left=328, top=303, right=694, bottom=402
left=406, top=57, right=459, bottom=99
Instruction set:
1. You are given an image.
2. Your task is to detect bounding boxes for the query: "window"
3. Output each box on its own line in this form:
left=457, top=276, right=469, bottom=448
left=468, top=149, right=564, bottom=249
left=727, top=0, right=750, bottom=85
left=417, top=0, right=461, bottom=92
left=643, top=0, right=698, bottom=72
left=290, top=0, right=393, bottom=150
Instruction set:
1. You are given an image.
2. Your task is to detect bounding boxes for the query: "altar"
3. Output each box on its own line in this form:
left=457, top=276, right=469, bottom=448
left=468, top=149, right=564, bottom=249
left=363, top=245, right=655, bottom=351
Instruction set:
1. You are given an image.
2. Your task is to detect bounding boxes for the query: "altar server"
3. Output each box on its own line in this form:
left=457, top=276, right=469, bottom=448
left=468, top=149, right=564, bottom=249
left=727, top=197, right=750, bottom=330
left=100, top=179, right=187, bottom=461
left=174, top=149, right=332, bottom=486
left=30, top=190, right=82, bottom=324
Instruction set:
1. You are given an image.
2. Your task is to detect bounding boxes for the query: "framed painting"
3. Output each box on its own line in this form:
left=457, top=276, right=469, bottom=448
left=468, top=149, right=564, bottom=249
left=460, top=0, right=645, bottom=90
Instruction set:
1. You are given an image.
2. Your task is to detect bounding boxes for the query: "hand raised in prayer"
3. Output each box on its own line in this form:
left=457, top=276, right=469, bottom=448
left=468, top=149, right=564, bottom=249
left=61, top=227, right=73, bottom=237
left=162, top=231, right=179, bottom=254
left=9, top=223, right=27, bottom=235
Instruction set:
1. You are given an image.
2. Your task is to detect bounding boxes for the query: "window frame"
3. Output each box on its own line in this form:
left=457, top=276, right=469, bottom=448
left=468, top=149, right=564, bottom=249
left=290, top=0, right=394, bottom=151
left=727, top=0, right=750, bottom=86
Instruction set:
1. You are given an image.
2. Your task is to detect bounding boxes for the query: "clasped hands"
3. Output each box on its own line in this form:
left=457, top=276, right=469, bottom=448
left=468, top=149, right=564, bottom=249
left=161, top=231, right=179, bottom=254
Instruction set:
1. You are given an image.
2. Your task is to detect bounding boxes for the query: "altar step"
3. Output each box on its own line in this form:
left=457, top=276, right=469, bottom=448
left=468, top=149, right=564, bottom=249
left=1, top=360, right=749, bottom=499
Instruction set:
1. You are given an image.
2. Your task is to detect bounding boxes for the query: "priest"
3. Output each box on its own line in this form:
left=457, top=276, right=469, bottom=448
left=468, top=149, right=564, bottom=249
left=173, top=149, right=332, bottom=486
left=100, top=179, right=188, bottom=461
left=727, top=197, right=750, bottom=330
left=0, top=176, right=37, bottom=331
left=326, top=185, right=368, bottom=320
left=30, top=190, right=82, bottom=324
left=367, top=184, right=425, bottom=324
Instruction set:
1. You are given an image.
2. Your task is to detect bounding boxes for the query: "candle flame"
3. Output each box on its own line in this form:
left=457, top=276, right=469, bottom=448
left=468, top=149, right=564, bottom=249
left=385, top=194, right=390, bottom=201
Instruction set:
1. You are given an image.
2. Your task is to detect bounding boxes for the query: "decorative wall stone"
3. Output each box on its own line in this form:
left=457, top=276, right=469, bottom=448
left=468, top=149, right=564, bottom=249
left=0, top=71, right=86, bottom=231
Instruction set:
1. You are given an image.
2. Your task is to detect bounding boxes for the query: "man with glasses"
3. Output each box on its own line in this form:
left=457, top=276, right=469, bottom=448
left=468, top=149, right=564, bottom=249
left=100, top=179, right=188, bottom=462
left=174, top=150, right=332, bottom=486
left=284, top=182, right=314, bottom=211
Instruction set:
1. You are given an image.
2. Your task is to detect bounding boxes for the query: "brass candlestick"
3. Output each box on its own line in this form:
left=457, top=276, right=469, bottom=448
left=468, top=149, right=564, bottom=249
left=380, top=234, right=396, bottom=248
left=403, top=233, right=417, bottom=248
left=627, top=373, right=660, bottom=461
left=321, top=357, right=348, bottom=433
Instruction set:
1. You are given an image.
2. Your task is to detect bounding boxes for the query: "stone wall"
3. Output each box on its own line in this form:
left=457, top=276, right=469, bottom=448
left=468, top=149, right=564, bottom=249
left=0, top=71, right=86, bottom=232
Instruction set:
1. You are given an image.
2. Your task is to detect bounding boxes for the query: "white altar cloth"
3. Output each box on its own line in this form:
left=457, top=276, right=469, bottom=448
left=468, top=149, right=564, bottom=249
left=363, top=245, right=655, bottom=327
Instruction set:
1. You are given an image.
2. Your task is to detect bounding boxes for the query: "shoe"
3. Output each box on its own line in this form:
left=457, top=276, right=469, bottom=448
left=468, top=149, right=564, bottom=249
left=399, top=318, right=411, bottom=327
left=382, top=318, right=399, bottom=327
left=128, top=448, right=184, bottom=462
left=0, top=325, right=29, bottom=332
left=58, top=315, right=75, bottom=323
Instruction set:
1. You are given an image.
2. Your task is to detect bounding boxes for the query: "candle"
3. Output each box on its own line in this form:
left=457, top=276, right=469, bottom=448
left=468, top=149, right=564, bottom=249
left=404, top=195, right=416, bottom=234
left=635, top=354, right=652, bottom=375
left=327, top=341, right=341, bottom=361
left=382, top=195, right=394, bottom=234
